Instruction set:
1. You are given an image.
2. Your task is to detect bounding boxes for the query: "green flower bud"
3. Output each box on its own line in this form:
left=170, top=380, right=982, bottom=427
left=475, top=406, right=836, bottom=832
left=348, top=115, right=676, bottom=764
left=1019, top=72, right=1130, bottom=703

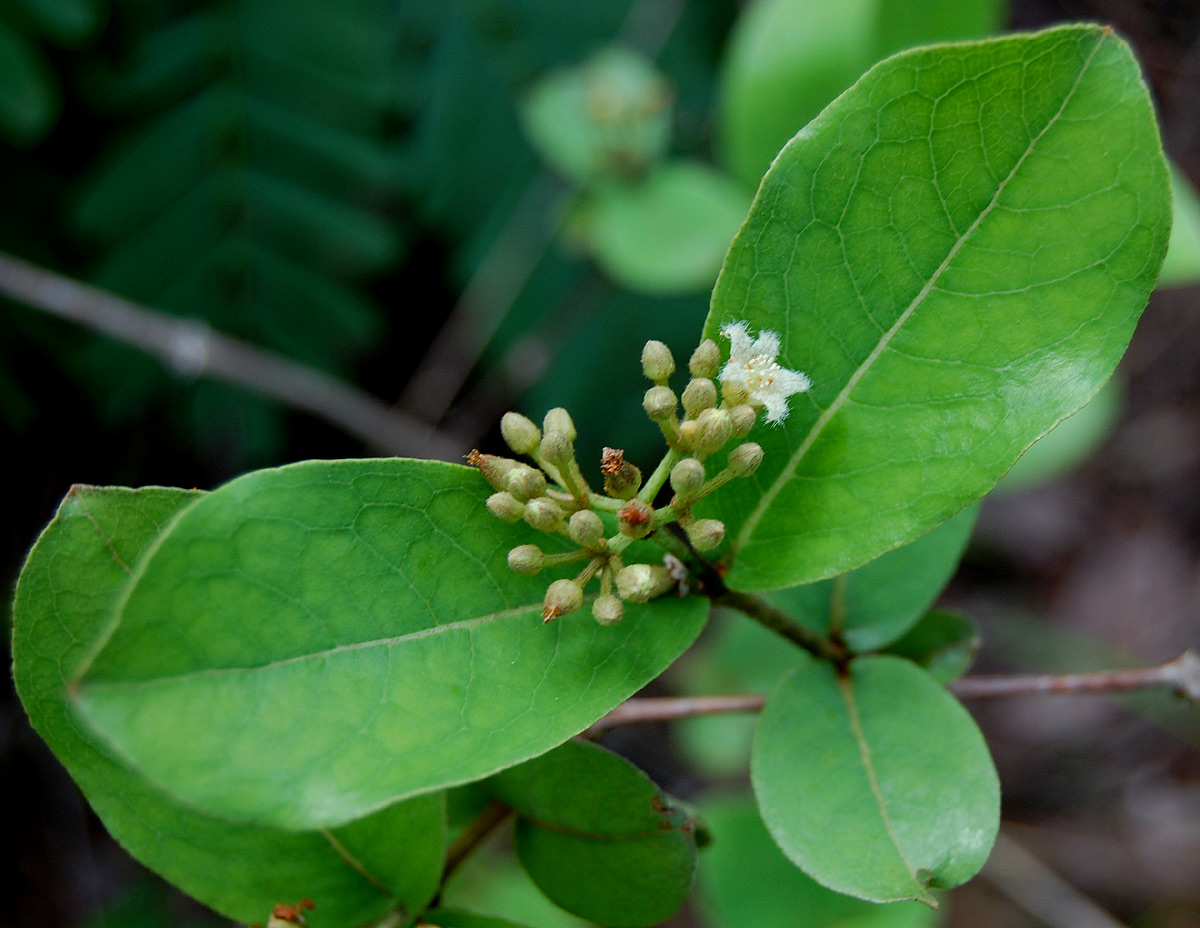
left=642, top=385, right=677, bottom=422
left=539, top=430, right=574, bottom=467
left=466, top=450, right=521, bottom=492
left=617, top=498, right=654, bottom=539
left=693, top=408, right=733, bottom=456
left=729, top=404, right=757, bottom=438
left=687, top=518, right=726, bottom=552
left=543, top=578, right=583, bottom=621
left=601, top=446, right=641, bottom=500
left=523, top=497, right=564, bottom=533
left=641, top=340, right=675, bottom=382
left=689, top=339, right=721, bottom=378
left=543, top=407, right=577, bottom=442
left=507, top=544, right=544, bottom=575
left=487, top=492, right=526, bottom=523
left=501, top=411, right=541, bottom=455
left=506, top=464, right=547, bottom=501
left=677, top=418, right=699, bottom=450
left=592, top=595, right=625, bottom=626
left=728, top=442, right=764, bottom=477
left=670, top=457, right=706, bottom=501
left=681, top=378, right=718, bottom=418
left=722, top=379, right=750, bottom=406
left=568, top=509, right=606, bottom=549
left=615, top=563, right=674, bottom=603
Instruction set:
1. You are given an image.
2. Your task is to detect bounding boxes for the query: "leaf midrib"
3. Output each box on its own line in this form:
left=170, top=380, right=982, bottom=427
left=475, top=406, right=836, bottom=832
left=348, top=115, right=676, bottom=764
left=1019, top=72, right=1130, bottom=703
left=732, top=31, right=1108, bottom=559
left=78, top=600, right=544, bottom=690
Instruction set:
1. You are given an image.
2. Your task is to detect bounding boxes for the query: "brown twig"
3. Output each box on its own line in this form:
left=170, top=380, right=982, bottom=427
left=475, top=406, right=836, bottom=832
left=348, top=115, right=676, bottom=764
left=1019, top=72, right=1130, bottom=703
left=439, top=800, right=513, bottom=889
left=947, top=650, right=1200, bottom=701
left=0, top=252, right=463, bottom=461
left=711, top=586, right=848, bottom=663
left=583, top=651, right=1200, bottom=734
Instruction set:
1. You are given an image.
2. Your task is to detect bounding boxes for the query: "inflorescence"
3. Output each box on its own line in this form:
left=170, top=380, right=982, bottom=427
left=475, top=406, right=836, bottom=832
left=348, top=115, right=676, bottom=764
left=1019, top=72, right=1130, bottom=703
left=469, top=325, right=810, bottom=626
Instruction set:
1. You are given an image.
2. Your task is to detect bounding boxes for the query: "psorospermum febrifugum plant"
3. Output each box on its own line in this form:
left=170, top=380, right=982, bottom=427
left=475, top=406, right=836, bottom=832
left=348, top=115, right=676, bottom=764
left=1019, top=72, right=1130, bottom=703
left=11, top=23, right=1194, bottom=928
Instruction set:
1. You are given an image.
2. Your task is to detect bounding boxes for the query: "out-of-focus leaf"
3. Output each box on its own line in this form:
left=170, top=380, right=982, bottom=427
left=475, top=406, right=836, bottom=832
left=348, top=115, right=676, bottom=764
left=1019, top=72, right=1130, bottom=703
left=0, top=18, right=59, bottom=144
left=1158, top=161, right=1200, bottom=288
left=575, top=162, right=749, bottom=294
left=14, top=0, right=104, bottom=45
left=521, top=46, right=672, bottom=186
left=883, top=610, right=979, bottom=683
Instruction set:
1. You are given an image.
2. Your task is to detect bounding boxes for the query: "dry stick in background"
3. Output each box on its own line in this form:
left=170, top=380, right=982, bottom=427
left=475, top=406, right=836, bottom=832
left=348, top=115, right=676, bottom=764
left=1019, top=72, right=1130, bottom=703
left=0, top=252, right=463, bottom=462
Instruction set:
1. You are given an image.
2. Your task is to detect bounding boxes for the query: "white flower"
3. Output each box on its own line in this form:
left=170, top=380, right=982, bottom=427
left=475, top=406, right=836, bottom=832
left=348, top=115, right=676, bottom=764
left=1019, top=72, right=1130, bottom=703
left=718, top=321, right=811, bottom=424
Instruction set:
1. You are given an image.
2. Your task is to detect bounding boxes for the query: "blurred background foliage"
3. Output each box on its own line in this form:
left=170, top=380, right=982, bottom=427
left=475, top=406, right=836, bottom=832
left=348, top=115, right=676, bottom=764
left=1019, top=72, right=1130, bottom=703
left=3, top=1, right=1200, bottom=927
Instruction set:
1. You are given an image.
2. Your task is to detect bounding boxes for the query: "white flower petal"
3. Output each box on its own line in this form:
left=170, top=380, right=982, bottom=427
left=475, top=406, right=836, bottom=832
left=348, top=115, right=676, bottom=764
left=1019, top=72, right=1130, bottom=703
left=717, top=320, right=812, bottom=427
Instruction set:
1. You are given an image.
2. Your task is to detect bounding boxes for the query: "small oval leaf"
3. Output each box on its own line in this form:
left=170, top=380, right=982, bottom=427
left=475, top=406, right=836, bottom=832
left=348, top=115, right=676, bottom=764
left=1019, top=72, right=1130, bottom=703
left=752, top=654, right=999, bottom=902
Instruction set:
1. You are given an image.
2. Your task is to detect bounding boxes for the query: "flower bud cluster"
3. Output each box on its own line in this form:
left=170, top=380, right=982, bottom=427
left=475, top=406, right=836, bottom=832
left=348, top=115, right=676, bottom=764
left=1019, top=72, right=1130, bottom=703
left=474, top=327, right=804, bottom=629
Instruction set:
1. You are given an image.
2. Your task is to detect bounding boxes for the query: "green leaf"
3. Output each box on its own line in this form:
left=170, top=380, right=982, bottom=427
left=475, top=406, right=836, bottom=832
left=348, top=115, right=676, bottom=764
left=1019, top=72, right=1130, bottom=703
left=424, top=910, right=535, bottom=928
left=0, top=18, right=59, bottom=144
left=882, top=610, right=979, bottom=683
left=576, top=162, right=750, bottom=295
left=521, top=46, right=672, bottom=186
left=1158, top=161, right=1200, bottom=288
left=490, top=740, right=697, bottom=927
left=768, top=506, right=977, bottom=652
left=71, top=459, right=708, bottom=830
left=14, top=0, right=104, bottom=45
left=752, top=654, right=999, bottom=903
left=698, top=794, right=938, bottom=928
left=994, top=377, right=1122, bottom=492
left=718, top=0, right=1002, bottom=187
left=703, top=25, right=1170, bottom=591
left=12, top=486, right=445, bottom=927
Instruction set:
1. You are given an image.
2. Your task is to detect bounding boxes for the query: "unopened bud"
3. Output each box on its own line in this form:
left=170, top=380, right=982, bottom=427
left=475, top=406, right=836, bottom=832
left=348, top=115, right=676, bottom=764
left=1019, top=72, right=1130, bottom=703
left=508, top=544, right=545, bottom=575
left=670, top=457, right=706, bottom=501
left=643, top=385, right=677, bottom=422
left=616, top=563, right=674, bottom=603
left=543, top=579, right=583, bottom=621
left=641, top=340, right=675, bottom=382
left=523, top=497, right=564, bottom=533
left=617, top=498, right=654, bottom=539
left=729, top=404, right=757, bottom=438
left=727, top=442, right=764, bottom=477
left=568, top=510, right=606, bottom=549
left=687, top=518, right=726, bottom=552
left=543, top=407, right=577, bottom=442
left=693, top=408, right=733, bottom=456
left=592, top=595, right=624, bottom=626
left=267, top=900, right=314, bottom=928
left=487, top=492, right=526, bottom=523
left=467, top=450, right=521, bottom=492
left=678, top=418, right=699, bottom=450
left=601, top=447, right=641, bottom=500
left=689, top=339, right=721, bottom=378
left=681, top=378, right=717, bottom=418
left=722, top=379, right=750, bottom=406
left=506, top=464, right=547, bottom=501
left=540, top=430, right=574, bottom=467
left=501, top=412, right=541, bottom=455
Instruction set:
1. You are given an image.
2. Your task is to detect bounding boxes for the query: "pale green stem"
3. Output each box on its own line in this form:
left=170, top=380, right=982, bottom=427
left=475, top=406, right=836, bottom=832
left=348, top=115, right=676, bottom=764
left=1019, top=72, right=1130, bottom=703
left=639, top=447, right=682, bottom=503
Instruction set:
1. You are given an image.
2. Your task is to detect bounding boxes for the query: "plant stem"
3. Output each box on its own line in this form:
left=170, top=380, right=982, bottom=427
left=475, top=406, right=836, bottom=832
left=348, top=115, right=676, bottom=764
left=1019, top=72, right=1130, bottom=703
left=439, top=800, right=513, bottom=889
left=948, top=650, right=1200, bottom=701
left=639, top=448, right=681, bottom=503
left=713, top=587, right=847, bottom=663
left=0, top=252, right=461, bottom=461
left=583, top=650, right=1200, bottom=733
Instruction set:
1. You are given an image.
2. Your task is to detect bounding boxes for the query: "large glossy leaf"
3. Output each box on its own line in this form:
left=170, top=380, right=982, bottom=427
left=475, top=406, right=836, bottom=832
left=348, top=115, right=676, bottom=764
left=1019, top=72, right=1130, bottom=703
left=752, top=654, right=999, bottom=903
left=718, top=0, right=1002, bottom=187
left=698, top=794, right=938, bottom=928
left=703, top=25, right=1170, bottom=591
left=71, top=459, right=708, bottom=830
left=769, top=505, right=977, bottom=651
left=882, top=610, right=979, bottom=683
left=12, top=486, right=445, bottom=927
left=490, top=740, right=697, bottom=927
